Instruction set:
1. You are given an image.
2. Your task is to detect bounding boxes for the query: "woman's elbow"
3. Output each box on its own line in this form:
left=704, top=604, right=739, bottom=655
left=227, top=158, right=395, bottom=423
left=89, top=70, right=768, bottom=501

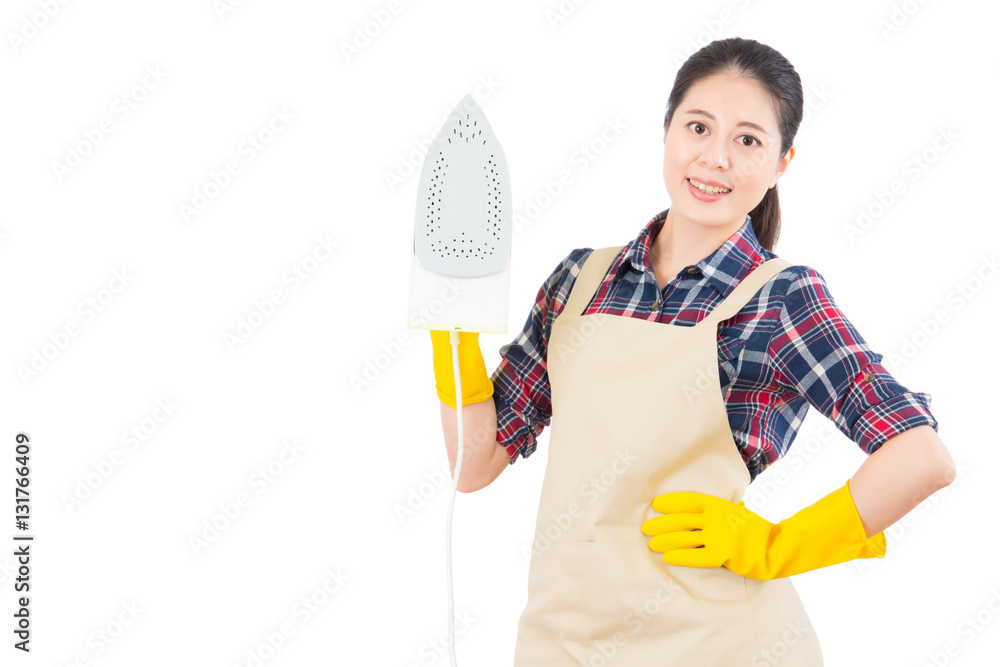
left=935, top=452, right=957, bottom=488
left=921, top=426, right=956, bottom=488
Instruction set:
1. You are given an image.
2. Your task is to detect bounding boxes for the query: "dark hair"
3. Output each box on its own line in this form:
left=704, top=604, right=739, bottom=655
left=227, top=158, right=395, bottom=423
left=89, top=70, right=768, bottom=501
left=663, top=37, right=803, bottom=251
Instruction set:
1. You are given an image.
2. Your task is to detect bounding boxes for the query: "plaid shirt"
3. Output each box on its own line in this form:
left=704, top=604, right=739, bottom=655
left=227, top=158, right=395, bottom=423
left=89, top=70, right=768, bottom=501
left=491, top=208, right=938, bottom=481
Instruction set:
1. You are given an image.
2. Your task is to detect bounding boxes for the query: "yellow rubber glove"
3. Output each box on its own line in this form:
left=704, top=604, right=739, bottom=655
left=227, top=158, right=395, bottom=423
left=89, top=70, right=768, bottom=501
left=640, top=479, right=886, bottom=580
left=430, top=330, right=494, bottom=409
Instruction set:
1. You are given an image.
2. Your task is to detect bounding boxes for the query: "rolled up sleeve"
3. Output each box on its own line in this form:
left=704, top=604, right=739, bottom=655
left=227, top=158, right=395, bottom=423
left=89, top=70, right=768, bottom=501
left=768, top=266, right=939, bottom=456
left=491, top=383, right=548, bottom=465
left=847, top=362, right=938, bottom=454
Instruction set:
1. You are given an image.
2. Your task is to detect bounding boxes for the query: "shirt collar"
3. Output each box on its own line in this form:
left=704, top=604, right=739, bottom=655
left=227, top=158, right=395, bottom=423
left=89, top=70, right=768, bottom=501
left=617, top=208, right=768, bottom=297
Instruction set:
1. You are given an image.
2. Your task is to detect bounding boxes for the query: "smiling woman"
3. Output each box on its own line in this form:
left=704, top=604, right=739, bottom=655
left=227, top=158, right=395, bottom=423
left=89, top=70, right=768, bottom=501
left=488, top=36, right=954, bottom=666
left=650, top=65, right=796, bottom=283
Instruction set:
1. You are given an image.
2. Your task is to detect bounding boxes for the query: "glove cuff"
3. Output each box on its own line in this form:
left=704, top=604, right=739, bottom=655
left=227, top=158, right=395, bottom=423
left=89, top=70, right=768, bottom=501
left=762, top=478, right=887, bottom=579
left=846, top=478, right=887, bottom=558
left=431, top=330, right=495, bottom=409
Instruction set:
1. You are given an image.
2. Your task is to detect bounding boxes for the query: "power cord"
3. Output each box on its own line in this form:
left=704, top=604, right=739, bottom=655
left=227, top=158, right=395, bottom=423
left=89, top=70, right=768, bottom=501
left=447, top=329, right=464, bottom=667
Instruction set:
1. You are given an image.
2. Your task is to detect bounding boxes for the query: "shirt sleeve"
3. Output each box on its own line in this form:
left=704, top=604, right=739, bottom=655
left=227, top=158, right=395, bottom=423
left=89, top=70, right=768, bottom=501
left=491, top=248, right=592, bottom=464
left=767, top=266, right=939, bottom=455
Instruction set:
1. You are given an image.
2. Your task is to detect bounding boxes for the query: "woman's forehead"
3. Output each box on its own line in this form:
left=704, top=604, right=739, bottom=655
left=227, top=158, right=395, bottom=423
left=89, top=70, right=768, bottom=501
left=683, top=75, right=779, bottom=132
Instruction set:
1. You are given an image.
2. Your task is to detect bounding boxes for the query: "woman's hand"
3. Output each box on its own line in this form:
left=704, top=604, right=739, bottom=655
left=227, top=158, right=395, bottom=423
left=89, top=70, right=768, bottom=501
left=641, top=481, right=886, bottom=580
left=641, top=492, right=773, bottom=572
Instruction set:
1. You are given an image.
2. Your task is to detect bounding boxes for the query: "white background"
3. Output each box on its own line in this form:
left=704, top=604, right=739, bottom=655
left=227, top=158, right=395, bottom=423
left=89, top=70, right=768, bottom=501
left=1, top=1, right=997, bottom=666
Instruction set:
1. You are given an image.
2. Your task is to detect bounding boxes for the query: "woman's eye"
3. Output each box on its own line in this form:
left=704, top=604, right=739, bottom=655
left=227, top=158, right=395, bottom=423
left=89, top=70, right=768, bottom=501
left=688, top=122, right=760, bottom=148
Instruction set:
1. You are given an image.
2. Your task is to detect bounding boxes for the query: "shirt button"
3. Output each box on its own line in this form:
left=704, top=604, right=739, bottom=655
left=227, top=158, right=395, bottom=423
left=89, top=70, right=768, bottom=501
left=651, top=300, right=660, bottom=311
left=686, top=267, right=698, bottom=275
left=863, top=371, right=875, bottom=382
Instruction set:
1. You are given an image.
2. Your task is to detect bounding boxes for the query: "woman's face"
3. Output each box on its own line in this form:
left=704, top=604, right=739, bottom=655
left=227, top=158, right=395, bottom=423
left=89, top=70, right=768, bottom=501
left=663, top=72, right=793, bottom=231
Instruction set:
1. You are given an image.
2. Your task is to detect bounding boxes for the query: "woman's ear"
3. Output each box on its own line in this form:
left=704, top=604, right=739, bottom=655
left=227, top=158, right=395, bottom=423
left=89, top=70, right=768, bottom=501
left=771, top=145, right=795, bottom=188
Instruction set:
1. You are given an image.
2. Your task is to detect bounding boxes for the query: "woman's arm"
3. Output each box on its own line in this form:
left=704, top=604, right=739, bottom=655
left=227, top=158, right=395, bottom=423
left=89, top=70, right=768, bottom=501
left=848, top=425, right=956, bottom=537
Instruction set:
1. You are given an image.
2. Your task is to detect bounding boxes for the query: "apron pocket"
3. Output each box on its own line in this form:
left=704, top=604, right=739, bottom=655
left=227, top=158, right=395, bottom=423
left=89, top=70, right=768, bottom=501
left=528, top=539, right=640, bottom=646
left=522, top=539, right=759, bottom=662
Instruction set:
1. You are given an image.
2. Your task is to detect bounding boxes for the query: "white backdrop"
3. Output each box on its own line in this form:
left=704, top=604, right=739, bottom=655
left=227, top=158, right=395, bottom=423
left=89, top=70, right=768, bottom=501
left=2, top=1, right=998, bottom=665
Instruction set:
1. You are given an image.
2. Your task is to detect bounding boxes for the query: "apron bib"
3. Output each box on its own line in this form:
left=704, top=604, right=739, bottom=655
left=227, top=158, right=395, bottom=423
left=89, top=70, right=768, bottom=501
left=512, top=246, right=824, bottom=666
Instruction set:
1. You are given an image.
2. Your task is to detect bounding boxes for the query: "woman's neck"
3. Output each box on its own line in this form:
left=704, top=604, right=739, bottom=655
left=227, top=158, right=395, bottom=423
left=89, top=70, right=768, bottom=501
left=650, top=209, right=747, bottom=277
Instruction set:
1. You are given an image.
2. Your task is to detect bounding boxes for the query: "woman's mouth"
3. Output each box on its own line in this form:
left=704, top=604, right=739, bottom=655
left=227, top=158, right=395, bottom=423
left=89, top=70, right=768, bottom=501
left=687, top=177, right=732, bottom=201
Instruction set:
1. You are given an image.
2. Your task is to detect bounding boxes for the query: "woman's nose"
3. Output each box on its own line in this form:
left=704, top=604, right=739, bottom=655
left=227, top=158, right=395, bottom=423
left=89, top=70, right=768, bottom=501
left=698, top=136, right=731, bottom=169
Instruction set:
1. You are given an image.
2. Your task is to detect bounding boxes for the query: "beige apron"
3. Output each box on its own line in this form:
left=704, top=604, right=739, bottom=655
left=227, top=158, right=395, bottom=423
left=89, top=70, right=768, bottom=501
left=512, top=246, right=824, bottom=666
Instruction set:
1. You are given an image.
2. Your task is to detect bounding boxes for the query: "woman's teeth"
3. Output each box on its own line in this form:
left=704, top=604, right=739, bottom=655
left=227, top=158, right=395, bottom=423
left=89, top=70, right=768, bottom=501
left=688, top=178, right=731, bottom=194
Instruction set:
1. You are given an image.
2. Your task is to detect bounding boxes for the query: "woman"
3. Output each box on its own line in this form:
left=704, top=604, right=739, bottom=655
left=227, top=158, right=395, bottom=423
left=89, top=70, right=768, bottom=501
left=432, top=37, right=955, bottom=664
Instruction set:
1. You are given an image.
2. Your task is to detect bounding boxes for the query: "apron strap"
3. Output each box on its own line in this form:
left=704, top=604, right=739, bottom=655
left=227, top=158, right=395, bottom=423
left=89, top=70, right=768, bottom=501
left=562, top=246, right=626, bottom=318
left=696, top=257, right=793, bottom=329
